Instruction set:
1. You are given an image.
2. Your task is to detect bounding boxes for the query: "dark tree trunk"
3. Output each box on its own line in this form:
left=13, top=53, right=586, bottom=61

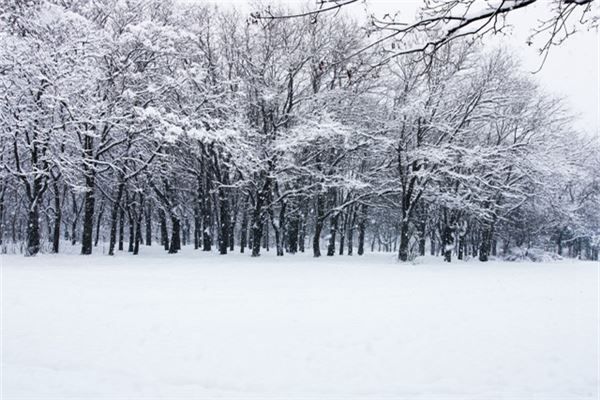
left=338, top=212, right=347, bottom=256
left=442, top=224, right=454, bottom=262
left=0, top=189, right=4, bottom=247
left=229, top=201, right=237, bottom=252
left=108, top=181, right=125, bottom=256
left=251, top=216, right=263, bottom=257
left=398, top=220, right=410, bottom=261
left=145, top=205, right=152, bottom=246
left=479, top=227, right=492, bottom=262
left=327, top=213, right=339, bottom=256
left=128, top=208, right=134, bottom=253
left=251, top=182, right=269, bottom=257
left=118, top=205, right=125, bottom=251
left=288, top=214, right=299, bottom=254
left=357, top=204, right=367, bottom=256
left=133, top=196, right=143, bottom=255
left=169, top=216, right=181, bottom=254
left=25, top=205, right=40, bottom=256
left=81, top=176, right=95, bottom=255
left=202, top=193, right=212, bottom=252
left=298, top=212, right=305, bottom=253
left=263, top=223, right=269, bottom=251
left=313, top=194, right=324, bottom=257
left=240, top=209, right=248, bottom=253
left=70, top=194, right=79, bottom=246
left=347, top=209, right=356, bottom=256
left=133, top=221, right=141, bottom=255
left=80, top=131, right=96, bottom=255
left=418, top=219, right=426, bottom=257
left=194, top=206, right=201, bottom=250
left=458, top=233, right=465, bottom=260
left=51, top=182, right=61, bottom=254
left=557, top=229, right=563, bottom=256
left=217, top=187, right=230, bottom=255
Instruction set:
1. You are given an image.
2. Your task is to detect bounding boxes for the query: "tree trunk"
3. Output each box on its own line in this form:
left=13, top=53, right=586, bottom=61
left=327, top=213, right=339, bottom=256
left=169, top=216, right=181, bottom=254
left=458, top=233, right=465, bottom=260
left=108, top=182, right=125, bottom=256
left=133, top=196, right=143, bottom=255
left=442, top=224, right=453, bottom=263
left=251, top=182, right=269, bottom=257
left=357, top=204, right=367, bottom=256
left=263, top=222, right=269, bottom=251
left=347, top=209, right=356, bottom=256
left=25, top=205, right=40, bottom=256
left=51, top=182, right=61, bottom=254
left=117, top=203, right=125, bottom=251
left=338, top=212, right=347, bottom=256
left=288, top=214, right=299, bottom=254
left=128, top=207, right=135, bottom=253
left=479, top=227, right=491, bottom=262
left=145, top=204, right=152, bottom=246
left=202, top=194, right=212, bottom=252
left=298, top=212, right=306, bottom=253
left=218, top=187, right=229, bottom=255
left=70, top=194, right=79, bottom=246
left=229, top=201, right=237, bottom=252
left=194, top=206, right=201, bottom=250
left=418, top=219, right=426, bottom=257
left=398, top=220, right=410, bottom=261
left=240, top=208, right=248, bottom=253
left=80, top=176, right=95, bottom=255
left=556, top=229, right=563, bottom=256
left=312, top=194, right=324, bottom=257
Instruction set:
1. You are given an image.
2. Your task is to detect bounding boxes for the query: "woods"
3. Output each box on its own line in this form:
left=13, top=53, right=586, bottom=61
left=0, top=0, right=598, bottom=261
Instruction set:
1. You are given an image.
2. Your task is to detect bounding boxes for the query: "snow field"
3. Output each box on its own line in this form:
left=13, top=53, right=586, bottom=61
left=1, top=249, right=598, bottom=399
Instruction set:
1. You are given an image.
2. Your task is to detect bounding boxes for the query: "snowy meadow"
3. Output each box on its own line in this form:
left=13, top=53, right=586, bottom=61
left=2, top=248, right=598, bottom=399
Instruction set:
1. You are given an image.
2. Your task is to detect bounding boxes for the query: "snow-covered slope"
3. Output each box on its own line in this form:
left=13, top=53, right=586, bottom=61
left=1, top=249, right=597, bottom=399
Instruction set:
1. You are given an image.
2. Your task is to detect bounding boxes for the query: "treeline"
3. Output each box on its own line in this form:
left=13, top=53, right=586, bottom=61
left=0, top=1, right=598, bottom=261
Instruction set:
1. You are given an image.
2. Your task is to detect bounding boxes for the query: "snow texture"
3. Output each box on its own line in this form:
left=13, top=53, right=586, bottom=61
left=1, top=248, right=598, bottom=399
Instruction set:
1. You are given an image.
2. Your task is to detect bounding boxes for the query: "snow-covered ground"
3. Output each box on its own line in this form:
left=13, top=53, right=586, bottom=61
left=1, top=247, right=598, bottom=399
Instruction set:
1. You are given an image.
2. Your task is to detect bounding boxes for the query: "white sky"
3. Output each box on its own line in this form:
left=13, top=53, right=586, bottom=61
left=189, top=0, right=599, bottom=136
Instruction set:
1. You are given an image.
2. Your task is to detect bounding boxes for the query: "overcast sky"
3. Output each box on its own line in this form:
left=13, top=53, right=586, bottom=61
left=188, top=0, right=599, bottom=136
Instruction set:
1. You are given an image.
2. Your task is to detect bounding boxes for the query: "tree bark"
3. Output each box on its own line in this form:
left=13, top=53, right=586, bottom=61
left=357, top=204, right=367, bottom=256
left=145, top=204, right=152, bottom=246
left=398, top=220, right=410, bottom=261
left=217, top=187, right=229, bottom=255
left=169, top=216, right=181, bottom=254
left=80, top=176, right=95, bottom=255
left=479, top=227, right=491, bottom=262
left=51, top=181, right=61, bottom=254
left=108, top=181, right=125, bottom=256
left=240, top=208, right=248, bottom=253
left=327, top=212, right=339, bottom=256
left=312, top=194, right=324, bottom=257
left=442, top=223, right=454, bottom=263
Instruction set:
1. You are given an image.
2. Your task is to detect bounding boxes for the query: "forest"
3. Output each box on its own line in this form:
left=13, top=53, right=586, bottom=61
left=1, top=0, right=598, bottom=262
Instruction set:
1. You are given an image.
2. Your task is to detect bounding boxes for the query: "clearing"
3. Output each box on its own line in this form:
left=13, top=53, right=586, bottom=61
left=1, top=248, right=598, bottom=399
